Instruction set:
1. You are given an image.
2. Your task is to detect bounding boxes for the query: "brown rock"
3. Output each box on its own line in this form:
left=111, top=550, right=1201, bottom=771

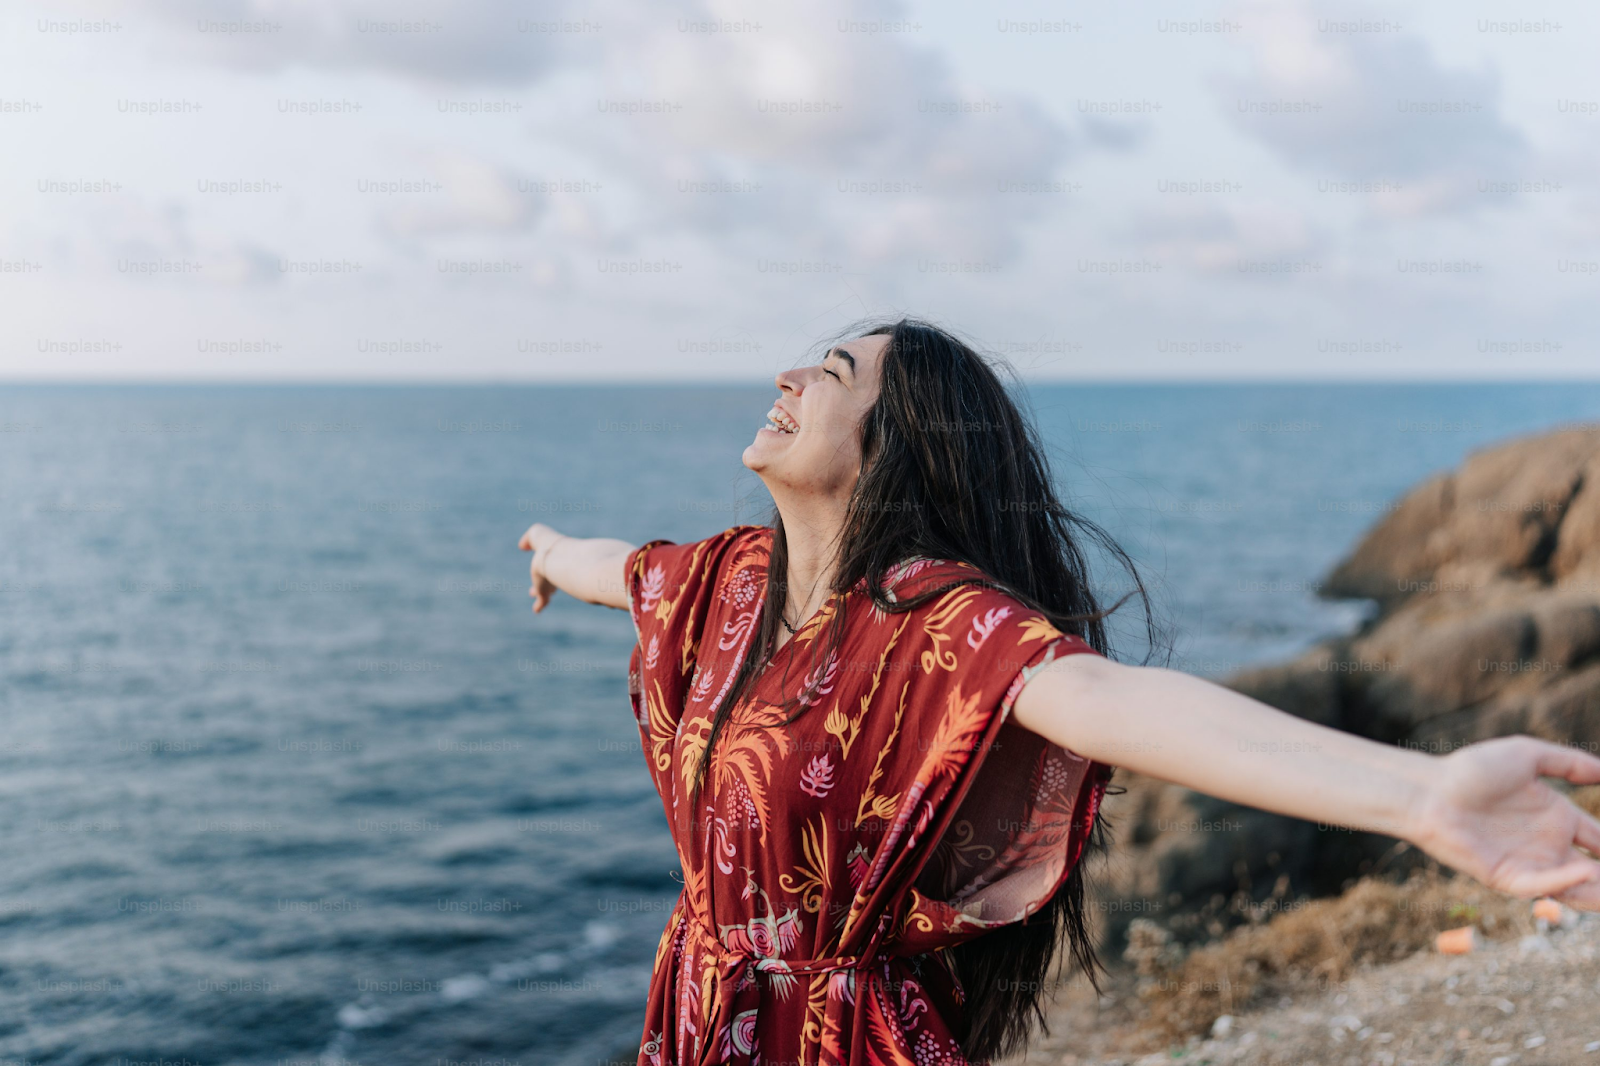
left=1322, top=426, right=1600, bottom=603
left=1220, top=643, right=1348, bottom=728
left=1523, top=662, right=1600, bottom=741
left=1429, top=428, right=1593, bottom=575
left=1354, top=605, right=1536, bottom=737
left=1097, top=426, right=1600, bottom=932
left=1322, top=473, right=1452, bottom=603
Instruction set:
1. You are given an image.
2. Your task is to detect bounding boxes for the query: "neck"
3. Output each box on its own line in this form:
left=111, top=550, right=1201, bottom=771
left=772, top=491, right=849, bottom=618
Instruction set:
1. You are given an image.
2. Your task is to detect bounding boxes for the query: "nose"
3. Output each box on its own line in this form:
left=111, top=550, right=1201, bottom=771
left=774, top=364, right=820, bottom=395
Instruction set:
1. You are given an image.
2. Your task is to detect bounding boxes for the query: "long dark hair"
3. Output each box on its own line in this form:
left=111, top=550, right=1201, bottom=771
left=687, top=317, right=1164, bottom=1063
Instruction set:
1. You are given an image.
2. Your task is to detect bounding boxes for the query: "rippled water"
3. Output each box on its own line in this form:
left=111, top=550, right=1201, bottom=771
left=3, top=382, right=1598, bottom=1065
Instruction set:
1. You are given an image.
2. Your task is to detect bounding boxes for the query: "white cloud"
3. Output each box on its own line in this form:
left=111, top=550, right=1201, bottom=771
left=125, top=0, right=583, bottom=84
left=1128, top=201, right=1323, bottom=275
left=375, top=152, right=545, bottom=238
left=1219, top=0, right=1528, bottom=215
left=6, top=0, right=1599, bottom=378
left=552, top=0, right=1080, bottom=267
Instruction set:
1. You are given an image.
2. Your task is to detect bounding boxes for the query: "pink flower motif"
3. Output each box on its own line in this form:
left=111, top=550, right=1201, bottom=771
left=719, top=608, right=758, bottom=651
left=865, top=781, right=925, bottom=893
left=638, top=564, right=665, bottom=612
left=691, top=665, right=716, bottom=702
left=641, top=1030, right=664, bottom=1066
left=644, top=634, right=660, bottom=671
left=797, top=651, right=839, bottom=707
left=713, top=815, right=737, bottom=875
left=723, top=907, right=801, bottom=959
left=827, top=969, right=856, bottom=1005
left=798, top=752, right=835, bottom=798
left=905, top=798, right=937, bottom=851
left=884, top=557, right=935, bottom=592
left=966, top=606, right=1013, bottom=650
left=898, top=979, right=930, bottom=1030
left=722, top=566, right=760, bottom=610
left=845, top=843, right=872, bottom=890
left=677, top=959, right=702, bottom=1043
left=730, top=1009, right=759, bottom=1055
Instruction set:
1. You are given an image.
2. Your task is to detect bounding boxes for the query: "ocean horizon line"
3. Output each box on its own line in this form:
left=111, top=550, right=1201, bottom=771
left=6, top=375, right=1600, bottom=389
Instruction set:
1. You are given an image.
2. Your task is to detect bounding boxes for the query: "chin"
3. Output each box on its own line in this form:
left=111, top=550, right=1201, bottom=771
left=743, top=431, right=782, bottom=468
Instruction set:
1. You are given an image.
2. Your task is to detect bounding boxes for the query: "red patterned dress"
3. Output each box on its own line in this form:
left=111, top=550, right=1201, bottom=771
left=625, top=525, right=1111, bottom=1066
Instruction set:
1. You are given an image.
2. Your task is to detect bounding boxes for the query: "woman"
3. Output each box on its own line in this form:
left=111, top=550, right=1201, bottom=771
left=519, top=319, right=1600, bottom=1066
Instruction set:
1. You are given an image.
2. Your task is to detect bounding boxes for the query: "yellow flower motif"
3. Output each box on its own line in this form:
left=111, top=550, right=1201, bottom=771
left=778, top=817, right=831, bottom=915
left=677, top=719, right=710, bottom=794
left=1018, top=615, right=1064, bottom=645
left=854, top=681, right=909, bottom=827
left=645, top=679, right=675, bottom=774
left=919, top=586, right=983, bottom=673
left=823, top=707, right=851, bottom=750
left=867, top=794, right=899, bottom=820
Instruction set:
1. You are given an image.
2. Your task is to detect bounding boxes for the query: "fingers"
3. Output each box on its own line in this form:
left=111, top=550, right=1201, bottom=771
left=1554, top=875, right=1600, bottom=911
left=1503, top=854, right=1600, bottom=900
left=1574, top=806, right=1600, bottom=857
left=1528, top=737, right=1600, bottom=785
left=518, top=522, right=548, bottom=551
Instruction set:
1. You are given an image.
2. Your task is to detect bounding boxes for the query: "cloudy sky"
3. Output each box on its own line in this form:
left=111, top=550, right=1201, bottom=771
left=3, top=0, right=1598, bottom=379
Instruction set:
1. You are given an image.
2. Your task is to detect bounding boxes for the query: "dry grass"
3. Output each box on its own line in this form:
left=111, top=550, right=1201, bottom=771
left=1123, top=867, right=1539, bottom=1041
left=1122, top=782, right=1600, bottom=1042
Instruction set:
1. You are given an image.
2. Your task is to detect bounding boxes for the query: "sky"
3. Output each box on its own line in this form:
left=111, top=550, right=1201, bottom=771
left=2, top=0, right=1599, bottom=380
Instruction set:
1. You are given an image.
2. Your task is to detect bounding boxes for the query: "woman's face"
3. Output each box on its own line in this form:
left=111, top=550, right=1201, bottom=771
left=742, top=333, right=888, bottom=500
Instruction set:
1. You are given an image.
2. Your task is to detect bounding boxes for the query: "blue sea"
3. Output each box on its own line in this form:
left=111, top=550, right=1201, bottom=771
left=3, top=382, right=1600, bottom=1066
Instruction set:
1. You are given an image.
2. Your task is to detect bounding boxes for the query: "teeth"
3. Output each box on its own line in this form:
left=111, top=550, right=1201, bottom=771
left=764, top=406, right=799, bottom=434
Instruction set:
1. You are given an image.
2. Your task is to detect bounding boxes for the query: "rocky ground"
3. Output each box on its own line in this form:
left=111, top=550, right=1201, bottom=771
left=1003, top=897, right=1600, bottom=1066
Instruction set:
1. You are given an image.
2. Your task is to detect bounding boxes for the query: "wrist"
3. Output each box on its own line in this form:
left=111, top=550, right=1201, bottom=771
left=1392, top=748, right=1444, bottom=848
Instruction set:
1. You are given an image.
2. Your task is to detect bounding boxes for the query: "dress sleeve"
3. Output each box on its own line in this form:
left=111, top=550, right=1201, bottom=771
left=626, top=528, right=744, bottom=683
left=899, top=587, right=1114, bottom=949
left=624, top=526, right=768, bottom=757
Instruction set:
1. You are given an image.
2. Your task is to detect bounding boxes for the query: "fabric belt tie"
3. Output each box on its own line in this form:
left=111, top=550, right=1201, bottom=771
left=684, top=907, right=890, bottom=1066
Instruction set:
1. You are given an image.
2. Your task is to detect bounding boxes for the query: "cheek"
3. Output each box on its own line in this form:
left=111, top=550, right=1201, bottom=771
left=803, top=408, right=864, bottom=478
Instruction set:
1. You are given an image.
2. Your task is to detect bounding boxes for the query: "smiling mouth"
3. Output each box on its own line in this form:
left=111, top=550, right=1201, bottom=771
left=762, top=406, right=799, bottom=434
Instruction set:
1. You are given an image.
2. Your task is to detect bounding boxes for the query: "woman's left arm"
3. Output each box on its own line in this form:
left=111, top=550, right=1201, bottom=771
left=1012, top=653, right=1600, bottom=909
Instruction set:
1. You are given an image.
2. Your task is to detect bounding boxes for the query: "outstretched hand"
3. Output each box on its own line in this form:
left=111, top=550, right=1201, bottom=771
left=1410, top=736, right=1600, bottom=910
left=518, top=522, right=565, bottom=614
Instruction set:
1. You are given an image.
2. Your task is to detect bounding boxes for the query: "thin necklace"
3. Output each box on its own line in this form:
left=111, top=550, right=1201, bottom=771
left=780, top=573, right=829, bottom=636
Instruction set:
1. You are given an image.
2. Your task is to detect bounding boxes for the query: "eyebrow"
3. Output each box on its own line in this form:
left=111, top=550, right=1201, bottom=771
left=825, top=348, right=856, bottom=377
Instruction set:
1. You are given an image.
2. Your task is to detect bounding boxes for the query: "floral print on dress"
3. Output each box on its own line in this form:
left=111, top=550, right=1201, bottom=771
left=798, top=753, right=835, bottom=798
left=623, top=525, right=1110, bottom=1066
left=638, top=563, right=666, bottom=615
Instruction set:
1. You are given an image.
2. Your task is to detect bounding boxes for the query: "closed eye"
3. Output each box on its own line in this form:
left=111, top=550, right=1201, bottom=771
left=824, top=368, right=840, bottom=380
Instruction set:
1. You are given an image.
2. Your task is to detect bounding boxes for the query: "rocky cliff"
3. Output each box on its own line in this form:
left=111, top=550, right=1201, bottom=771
left=1095, top=425, right=1600, bottom=942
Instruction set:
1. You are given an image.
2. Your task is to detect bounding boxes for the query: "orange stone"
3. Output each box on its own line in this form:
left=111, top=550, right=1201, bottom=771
left=1436, top=926, right=1476, bottom=954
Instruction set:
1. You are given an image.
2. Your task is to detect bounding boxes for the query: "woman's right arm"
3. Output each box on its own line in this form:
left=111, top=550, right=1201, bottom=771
left=518, top=522, right=636, bottom=612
